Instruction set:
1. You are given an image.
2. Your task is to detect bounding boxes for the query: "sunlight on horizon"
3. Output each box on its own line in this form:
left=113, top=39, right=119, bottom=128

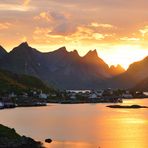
left=98, top=45, right=148, bottom=69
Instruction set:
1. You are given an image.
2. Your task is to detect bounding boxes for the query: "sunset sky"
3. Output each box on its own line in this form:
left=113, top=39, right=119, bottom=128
left=0, top=0, right=148, bottom=69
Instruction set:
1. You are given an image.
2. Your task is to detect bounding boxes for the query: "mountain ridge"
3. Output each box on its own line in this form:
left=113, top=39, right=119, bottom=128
left=132, top=77, right=148, bottom=91
left=0, top=42, right=147, bottom=89
left=0, top=42, right=113, bottom=89
left=109, top=64, right=125, bottom=76
left=0, top=45, right=7, bottom=59
left=106, top=56, right=148, bottom=89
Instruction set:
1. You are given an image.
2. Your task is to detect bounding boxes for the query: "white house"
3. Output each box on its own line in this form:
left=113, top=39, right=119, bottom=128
left=0, top=102, right=4, bottom=109
left=143, top=92, right=148, bottom=96
left=96, top=90, right=104, bottom=97
left=70, top=94, right=77, bottom=99
left=89, top=93, right=98, bottom=99
left=33, top=91, right=37, bottom=95
left=39, top=93, right=48, bottom=99
left=122, top=93, right=133, bottom=98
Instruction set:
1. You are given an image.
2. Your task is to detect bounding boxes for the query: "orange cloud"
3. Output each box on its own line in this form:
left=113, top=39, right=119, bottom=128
left=33, top=27, right=52, bottom=35
left=0, top=22, right=12, bottom=30
left=139, top=26, right=148, bottom=37
left=34, top=12, right=52, bottom=22
left=24, top=0, right=30, bottom=6
left=92, top=33, right=105, bottom=40
left=120, top=37, right=140, bottom=41
left=0, top=3, right=33, bottom=11
left=91, top=22, right=115, bottom=29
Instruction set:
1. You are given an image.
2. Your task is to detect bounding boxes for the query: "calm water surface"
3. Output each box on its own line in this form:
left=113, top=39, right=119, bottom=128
left=0, top=99, right=148, bottom=148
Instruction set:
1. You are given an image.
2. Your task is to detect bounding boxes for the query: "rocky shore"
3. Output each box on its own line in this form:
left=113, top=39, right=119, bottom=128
left=0, top=124, right=44, bottom=148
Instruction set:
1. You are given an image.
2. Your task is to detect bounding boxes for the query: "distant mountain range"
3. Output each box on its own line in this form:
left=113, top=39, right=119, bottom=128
left=109, top=65, right=125, bottom=76
left=106, top=56, right=148, bottom=89
left=0, top=42, right=147, bottom=90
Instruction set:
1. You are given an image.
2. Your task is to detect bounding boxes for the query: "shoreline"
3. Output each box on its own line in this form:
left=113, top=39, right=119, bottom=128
left=0, top=98, right=148, bottom=110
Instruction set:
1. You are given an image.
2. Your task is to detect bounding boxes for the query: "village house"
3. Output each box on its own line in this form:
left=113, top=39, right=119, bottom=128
left=70, top=94, right=77, bottom=99
left=122, top=93, right=133, bottom=98
left=0, top=102, right=4, bottom=109
left=89, top=93, right=98, bottom=99
left=95, top=90, right=104, bottom=97
left=39, top=93, right=48, bottom=99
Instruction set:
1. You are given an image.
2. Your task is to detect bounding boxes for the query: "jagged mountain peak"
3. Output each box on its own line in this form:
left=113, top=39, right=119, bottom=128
left=51, top=47, right=81, bottom=59
left=117, top=64, right=125, bottom=71
left=1, top=42, right=147, bottom=89
left=0, top=45, right=7, bottom=58
left=54, top=46, right=67, bottom=53
left=110, top=65, right=115, bottom=69
left=19, top=42, right=29, bottom=47
left=116, top=64, right=122, bottom=68
left=10, top=42, right=39, bottom=55
left=69, top=49, right=80, bottom=57
left=83, top=49, right=108, bottom=67
left=110, top=64, right=125, bottom=70
left=109, top=64, right=125, bottom=76
left=72, top=49, right=78, bottom=54
left=85, top=49, right=98, bottom=58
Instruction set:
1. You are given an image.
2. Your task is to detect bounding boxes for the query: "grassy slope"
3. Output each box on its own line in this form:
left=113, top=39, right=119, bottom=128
left=0, top=69, right=54, bottom=93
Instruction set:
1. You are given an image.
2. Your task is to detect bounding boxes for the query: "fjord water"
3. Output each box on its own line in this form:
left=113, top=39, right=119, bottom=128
left=0, top=99, right=148, bottom=148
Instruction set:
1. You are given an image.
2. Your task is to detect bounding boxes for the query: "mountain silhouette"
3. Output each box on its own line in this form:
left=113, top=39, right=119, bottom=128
left=132, top=77, right=148, bottom=91
left=0, top=45, right=7, bottom=59
left=0, top=43, right=114, bottom=89
left=106, top=56, right=148, bottom=89
left=0, top=42, right=147, bottom=89
left=109, top=64, right=125, bottom=76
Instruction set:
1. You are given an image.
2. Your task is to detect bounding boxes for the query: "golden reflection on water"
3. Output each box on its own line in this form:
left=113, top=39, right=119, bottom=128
left=0, top=99, right=148, bottom=148
left=45, top=141, right=99, bottom=148
left=121, top=118, right=147, bottom=124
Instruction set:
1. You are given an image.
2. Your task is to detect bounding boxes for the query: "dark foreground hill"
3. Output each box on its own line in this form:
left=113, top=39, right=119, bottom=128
left=0, top=124, right=43, bottom=148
